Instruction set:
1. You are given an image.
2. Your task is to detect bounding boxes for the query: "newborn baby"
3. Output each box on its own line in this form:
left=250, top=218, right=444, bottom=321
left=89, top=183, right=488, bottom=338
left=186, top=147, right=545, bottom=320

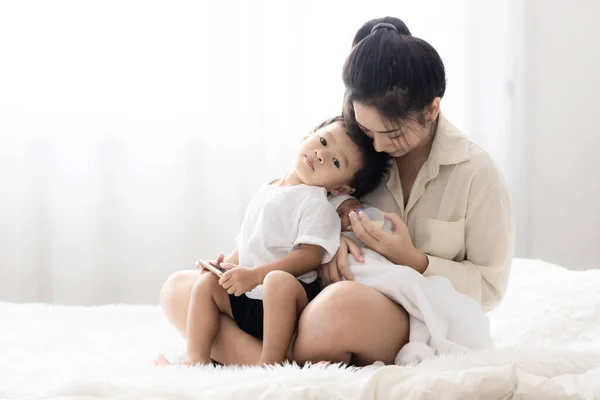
left=329, top=194, right=392, bottom=264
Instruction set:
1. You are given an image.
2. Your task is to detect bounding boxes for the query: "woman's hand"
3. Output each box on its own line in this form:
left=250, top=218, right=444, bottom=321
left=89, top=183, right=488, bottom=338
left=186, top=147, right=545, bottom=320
left=349, top=210, right=429, bottom=273
left=317, top=235, right=364, bottom=287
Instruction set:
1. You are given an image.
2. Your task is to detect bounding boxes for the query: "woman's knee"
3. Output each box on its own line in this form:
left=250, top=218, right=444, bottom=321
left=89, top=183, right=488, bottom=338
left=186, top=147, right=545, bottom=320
left=298, top=281, right=358, bottom=339
left=294, top=281, right=410, bottom=365
left=158, top=270, right=201, bottom=336
left=306, top=280, right=408, bottom=328
left=159, top=270, right=200, bottom=311
left=291, top=281, right=358, bottom=363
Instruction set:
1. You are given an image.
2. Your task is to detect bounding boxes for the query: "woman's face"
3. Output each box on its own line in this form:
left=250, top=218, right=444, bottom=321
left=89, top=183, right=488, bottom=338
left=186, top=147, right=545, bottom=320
left=352, top=101, right=433, bottom=157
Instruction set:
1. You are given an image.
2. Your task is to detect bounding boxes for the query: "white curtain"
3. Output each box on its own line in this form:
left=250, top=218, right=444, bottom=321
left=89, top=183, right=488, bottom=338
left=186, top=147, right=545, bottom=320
left=0, top=0, right=522, bottom=305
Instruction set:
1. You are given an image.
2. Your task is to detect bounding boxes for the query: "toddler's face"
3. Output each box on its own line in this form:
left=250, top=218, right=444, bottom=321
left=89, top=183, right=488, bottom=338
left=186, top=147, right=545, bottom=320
left=336, top=198, right=363, bottom=231
left=295, top=122, right=362, bottom=195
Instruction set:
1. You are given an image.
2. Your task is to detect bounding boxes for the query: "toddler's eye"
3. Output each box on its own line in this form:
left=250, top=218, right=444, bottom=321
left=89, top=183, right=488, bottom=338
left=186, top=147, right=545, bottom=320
left=333, top=158, right=340, bottom=168
left=320, top=137, right=327, bottom=146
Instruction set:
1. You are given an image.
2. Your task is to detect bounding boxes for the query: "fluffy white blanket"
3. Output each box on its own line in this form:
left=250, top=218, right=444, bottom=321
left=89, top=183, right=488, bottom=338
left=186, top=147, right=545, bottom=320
left=2, top=259, right=600, bottom=399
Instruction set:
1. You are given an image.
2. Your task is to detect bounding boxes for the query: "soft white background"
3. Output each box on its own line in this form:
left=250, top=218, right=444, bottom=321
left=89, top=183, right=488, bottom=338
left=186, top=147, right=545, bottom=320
left=0, top=0, right=597, bottom=305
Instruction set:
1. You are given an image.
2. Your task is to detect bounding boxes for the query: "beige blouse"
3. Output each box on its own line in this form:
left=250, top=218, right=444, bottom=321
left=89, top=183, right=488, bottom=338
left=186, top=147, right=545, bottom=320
left=361, top=114, right=514, bottom=312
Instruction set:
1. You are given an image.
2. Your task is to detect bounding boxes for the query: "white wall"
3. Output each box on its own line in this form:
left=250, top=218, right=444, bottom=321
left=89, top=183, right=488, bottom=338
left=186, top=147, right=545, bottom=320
left=525, top=0, right=600, bottom=270
left=0, top=0, right=479, bottom=305
left=465, top=0, right=527, bottom=256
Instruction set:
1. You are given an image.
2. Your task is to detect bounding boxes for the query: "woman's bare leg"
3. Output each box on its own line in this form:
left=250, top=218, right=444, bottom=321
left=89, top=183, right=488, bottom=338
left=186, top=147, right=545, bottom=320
left=292, top=281, right=409, bottom=366
left=158, top=270, right=262, bottom=365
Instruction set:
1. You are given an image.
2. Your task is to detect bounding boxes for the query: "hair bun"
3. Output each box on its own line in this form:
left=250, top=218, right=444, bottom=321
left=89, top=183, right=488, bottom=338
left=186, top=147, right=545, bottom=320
left=370, top=22, right=398, bottom=34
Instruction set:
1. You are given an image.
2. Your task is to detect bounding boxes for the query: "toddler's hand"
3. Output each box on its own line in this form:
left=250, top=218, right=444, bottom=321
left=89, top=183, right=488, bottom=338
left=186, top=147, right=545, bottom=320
left=218, top=265, right=260, bottom=296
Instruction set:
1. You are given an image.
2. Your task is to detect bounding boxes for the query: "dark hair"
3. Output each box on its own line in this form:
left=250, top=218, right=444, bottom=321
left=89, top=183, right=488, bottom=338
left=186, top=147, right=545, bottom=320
left=343, top=17, right=446, bottom=127
left=351, top=16, right=411, bottom=46
left=312, top=116, right=391, bottom=198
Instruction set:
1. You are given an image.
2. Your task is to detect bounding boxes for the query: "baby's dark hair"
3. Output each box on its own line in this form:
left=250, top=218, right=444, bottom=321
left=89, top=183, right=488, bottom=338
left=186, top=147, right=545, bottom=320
left=343, top=16, right=446, bottom=127
left=311, top=116, right=391, bottom=198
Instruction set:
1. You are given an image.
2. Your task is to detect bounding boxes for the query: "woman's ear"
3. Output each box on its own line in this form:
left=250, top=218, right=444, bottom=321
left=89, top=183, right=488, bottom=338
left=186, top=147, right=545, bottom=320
left=426, top=97, right=441, bottom=122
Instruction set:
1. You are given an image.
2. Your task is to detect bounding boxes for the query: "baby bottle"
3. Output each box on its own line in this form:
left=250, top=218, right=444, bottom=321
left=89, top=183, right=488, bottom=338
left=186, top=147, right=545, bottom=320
left=356, top=206, right=392, bottom=232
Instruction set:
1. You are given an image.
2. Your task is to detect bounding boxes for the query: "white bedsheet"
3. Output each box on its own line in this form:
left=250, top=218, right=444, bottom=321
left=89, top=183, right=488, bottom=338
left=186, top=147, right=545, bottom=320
left=2, top=258, right=600, bottom=399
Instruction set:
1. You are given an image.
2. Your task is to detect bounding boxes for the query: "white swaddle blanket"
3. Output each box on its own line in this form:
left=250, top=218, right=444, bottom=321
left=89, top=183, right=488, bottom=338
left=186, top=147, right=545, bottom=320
left=345, top=233, right=494, bottom=365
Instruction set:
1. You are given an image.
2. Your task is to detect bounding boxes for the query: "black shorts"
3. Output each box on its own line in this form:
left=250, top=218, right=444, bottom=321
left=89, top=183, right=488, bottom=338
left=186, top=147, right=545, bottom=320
left=229, top=279, right=322, bottom=340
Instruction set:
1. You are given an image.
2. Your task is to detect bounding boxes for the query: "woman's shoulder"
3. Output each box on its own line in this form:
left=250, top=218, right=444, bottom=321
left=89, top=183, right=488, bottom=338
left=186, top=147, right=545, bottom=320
left=449, top=140, right=510, bottom=205
left=439, top=117, right=507, bottom=188
left=463, top=141, right=506, bottom=184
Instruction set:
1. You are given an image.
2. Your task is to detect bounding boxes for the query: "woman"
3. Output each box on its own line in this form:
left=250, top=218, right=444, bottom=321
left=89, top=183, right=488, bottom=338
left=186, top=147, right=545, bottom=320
left=158, top=16, right=513, bottom=366
left=290, top=17, right=513, bottom=366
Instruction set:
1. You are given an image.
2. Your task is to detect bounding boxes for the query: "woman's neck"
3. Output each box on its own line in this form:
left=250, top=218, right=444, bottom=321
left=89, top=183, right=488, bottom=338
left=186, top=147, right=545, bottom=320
left=396, top=118, right=437, bottom=171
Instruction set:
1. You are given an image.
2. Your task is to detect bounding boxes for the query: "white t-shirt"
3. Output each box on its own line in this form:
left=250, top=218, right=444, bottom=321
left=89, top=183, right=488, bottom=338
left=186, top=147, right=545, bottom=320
left=235, top=183, right=341, bottom=299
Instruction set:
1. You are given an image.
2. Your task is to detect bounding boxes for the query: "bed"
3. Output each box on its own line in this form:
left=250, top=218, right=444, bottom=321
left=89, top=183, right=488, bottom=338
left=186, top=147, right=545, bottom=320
left=2, top=258, right=600, bottom=399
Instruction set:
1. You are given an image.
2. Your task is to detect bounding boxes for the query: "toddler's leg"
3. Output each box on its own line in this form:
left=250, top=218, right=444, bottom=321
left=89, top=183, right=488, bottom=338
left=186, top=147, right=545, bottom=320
left=259, top=271, right=309, bottom=366
left=185, top=272, right=233, bottom=365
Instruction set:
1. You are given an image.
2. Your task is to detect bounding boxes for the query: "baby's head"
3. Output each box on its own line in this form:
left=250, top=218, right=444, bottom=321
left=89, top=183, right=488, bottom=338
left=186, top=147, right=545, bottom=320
left=329, top=194, right=363, bottom=232
left=329, top=194, right=389, bottom=233
left=295, top=116, right=391, bottom=198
